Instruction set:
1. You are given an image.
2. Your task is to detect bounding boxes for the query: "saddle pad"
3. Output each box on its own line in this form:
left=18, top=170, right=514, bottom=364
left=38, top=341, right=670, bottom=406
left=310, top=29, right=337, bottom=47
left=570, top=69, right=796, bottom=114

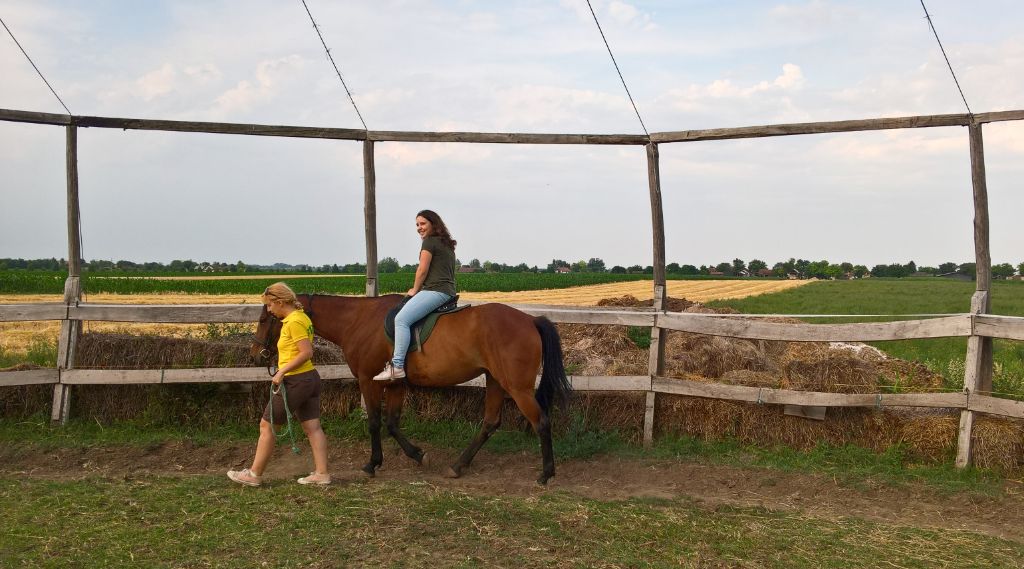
left=384, top=298, right=470, bottom=353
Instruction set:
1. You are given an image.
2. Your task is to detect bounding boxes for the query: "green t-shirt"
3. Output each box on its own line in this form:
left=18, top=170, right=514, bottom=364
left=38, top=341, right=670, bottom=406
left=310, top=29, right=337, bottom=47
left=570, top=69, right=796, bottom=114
left=421, top=235, right=456, bottom=297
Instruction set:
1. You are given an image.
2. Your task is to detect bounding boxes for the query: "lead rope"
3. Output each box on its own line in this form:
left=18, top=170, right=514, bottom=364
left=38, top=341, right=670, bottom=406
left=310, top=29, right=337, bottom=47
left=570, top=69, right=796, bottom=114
left=271, top=381, right=300, bottom=455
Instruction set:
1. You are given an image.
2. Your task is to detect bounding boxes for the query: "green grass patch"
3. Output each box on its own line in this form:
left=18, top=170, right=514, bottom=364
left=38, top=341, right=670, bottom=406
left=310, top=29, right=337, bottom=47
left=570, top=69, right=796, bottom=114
left=0, top=336, right=57, bottom=368
left=1, top=475, right=1020, bottom=568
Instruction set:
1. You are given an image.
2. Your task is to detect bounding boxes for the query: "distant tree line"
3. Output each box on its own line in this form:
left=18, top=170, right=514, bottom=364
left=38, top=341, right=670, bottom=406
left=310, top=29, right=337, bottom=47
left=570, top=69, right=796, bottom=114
left=2, top=257, right=1021, bottom=279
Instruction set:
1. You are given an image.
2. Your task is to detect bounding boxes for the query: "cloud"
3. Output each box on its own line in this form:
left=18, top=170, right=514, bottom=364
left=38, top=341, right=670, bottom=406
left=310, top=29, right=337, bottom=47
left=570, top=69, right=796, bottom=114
left=212, top=55, right=306, bottom=117
left=135, top=63, right=177, bottom=101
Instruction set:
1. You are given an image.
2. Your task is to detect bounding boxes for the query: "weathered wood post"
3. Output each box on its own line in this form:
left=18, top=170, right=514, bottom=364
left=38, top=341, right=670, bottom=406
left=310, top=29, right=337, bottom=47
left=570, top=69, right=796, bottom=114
left=644, top=142, right=667, bottom=446
left=956, top=121, right=994, bottom=468
left=52, top=124, right=82, bottom=425
left=363, top=139, right=379, bottom=297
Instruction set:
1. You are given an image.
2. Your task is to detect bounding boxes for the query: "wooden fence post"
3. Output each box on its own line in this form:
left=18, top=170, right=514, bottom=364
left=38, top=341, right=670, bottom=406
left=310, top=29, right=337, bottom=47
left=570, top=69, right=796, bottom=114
left=363, top=140, right=379, bottom=297
left=644, top=143, right=667, bottom=446
left=956, top=122, right=993, bottom=468
left=52, top=124, right=82, bottom=425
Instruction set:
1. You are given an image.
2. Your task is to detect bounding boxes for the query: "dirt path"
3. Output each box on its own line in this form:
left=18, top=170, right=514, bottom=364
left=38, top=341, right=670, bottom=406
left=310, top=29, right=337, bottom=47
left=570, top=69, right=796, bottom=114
left=3, top=438, right=1021, bottom=542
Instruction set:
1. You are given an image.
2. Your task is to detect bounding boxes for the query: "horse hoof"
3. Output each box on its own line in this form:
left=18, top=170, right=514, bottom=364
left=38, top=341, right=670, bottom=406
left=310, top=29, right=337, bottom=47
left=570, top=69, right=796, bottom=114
left=416, top=452, right=429, bottom=467
left=361, top=464, right=377, bottom=478
left=537, top=474, right=553, bottom=486
left=444, top=466, right=461, bottom=479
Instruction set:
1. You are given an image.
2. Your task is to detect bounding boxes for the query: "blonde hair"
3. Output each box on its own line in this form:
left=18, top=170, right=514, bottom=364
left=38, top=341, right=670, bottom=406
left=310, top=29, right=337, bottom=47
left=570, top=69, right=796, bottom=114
left=262, top=282, right=302, bottom=309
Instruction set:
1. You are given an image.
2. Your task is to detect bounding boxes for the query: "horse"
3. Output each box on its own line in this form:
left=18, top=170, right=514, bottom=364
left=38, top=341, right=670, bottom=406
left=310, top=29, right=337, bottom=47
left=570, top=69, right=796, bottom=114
left=251, top=293, right=572, bottom=484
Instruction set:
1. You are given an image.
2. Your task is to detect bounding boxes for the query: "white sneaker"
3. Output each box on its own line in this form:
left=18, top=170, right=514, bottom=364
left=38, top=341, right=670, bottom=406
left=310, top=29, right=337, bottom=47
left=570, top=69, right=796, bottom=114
left=372, top=363, right=406, bottom=381
left=297, top=472, right=331, bottom=485
left=227, top=468, right=262, bottom=487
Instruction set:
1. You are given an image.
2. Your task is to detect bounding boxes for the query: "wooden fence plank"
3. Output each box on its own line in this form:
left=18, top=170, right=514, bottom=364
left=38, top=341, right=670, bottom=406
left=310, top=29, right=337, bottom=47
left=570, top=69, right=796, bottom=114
left=969, top=395, right=1024, bottom=420
left=366, top=131, right=648, bottom=145
left=515, top=307, right=655, bottom=326
left=70, top=304, right=261, bottom=323
left=0, top=304, right=67, bottom=321
left=61, top=369, right=163, bottom=384
left=656, top=313, right=971, bottom=342
left=974, top=315, right=1024, bottom=341
left=652, top=377, right=968, bottom=409
left=0, top=369, right=59, bottom=386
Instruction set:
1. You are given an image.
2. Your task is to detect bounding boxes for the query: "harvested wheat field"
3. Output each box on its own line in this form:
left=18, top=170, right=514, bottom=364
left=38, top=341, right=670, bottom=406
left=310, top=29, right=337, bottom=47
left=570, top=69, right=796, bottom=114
left=0, top=280, right=805, bottom=354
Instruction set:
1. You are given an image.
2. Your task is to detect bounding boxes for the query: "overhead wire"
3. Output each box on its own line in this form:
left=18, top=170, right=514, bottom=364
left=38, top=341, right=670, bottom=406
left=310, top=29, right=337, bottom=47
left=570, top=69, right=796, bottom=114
left=0, top=15, right=72, bottom=115
left=299, top=0, right=369, bottom=130
left=584, top=0, right=649, bottom=137
left=918, top=0, right=972, bottom=115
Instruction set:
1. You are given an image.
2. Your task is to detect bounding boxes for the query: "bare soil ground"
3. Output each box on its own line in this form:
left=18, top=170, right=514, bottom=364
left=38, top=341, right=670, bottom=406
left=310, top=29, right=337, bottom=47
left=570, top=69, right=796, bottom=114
left=3, top=437, right=1022, bottom=542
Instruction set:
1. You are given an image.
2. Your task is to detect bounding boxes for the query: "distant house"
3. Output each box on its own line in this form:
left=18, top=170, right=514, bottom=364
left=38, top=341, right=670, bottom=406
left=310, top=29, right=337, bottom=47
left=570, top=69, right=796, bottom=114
left=756, top=268, right=774, bottom=277
left=555, top=266, right=572, bottom=274
left=938, top=272, right=974, bottom=281
left=786, top=270, right=801, bottom=280
left=737, top=269, right=749, bottom=277
left=458, top=265, right=478, bottom=273
left=708, top=269, right=725, bottom=276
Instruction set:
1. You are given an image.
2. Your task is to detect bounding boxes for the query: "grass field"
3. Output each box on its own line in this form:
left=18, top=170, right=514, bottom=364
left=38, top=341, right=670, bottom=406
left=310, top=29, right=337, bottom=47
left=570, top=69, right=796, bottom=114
left=0, top=270, right=737, bottom=295
left=708, top=278, right=1024, bottom=397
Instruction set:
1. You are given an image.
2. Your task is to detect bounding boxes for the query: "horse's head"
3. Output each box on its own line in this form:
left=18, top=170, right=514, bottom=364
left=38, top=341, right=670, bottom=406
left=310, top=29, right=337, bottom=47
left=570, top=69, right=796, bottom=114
left=250, top=304, right=283, bottom=364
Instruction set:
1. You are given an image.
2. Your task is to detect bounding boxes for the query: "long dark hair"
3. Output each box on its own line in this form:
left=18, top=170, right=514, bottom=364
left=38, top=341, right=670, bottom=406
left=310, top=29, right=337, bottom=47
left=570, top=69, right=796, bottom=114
left=417, top=209, right=457, bottom=251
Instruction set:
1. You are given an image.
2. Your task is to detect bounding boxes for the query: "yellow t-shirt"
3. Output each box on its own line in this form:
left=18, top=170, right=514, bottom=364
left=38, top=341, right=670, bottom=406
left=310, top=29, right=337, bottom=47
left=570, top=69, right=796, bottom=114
left=278, top=309, right=315, bottom=376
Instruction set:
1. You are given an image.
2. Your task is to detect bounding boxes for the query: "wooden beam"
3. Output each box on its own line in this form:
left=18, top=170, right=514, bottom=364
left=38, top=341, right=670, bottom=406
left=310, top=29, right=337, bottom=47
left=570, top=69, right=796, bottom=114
left=75, top=115, right=366, bottom=140
left=957, top=292, right=992, bottom=468
left=650, top=114, right=973, bottom=143
left=363, top=140, right=378, bottom=297
left=0, top=108, right=72, bottom=126
left=61, top=364, right=355, bottom=385
left=366, top=131, right=648, bottom=145
left=652, top=377, right=968, bottom=409
left=0, top=369, right=59, bottom=386
left=0, top=304, right=68, bottom=321
left=69, top=303, right=261, bottom=323
left=974, top=315, right=1024, bottom=341
left=969, top=394, right=1024, bottom=420
left=515, top=306, right=655, bottom=326
left=968, top=123, right=993, bottom=393
left=53, top=125, right=82, bottom=426
left=656, top=313, right=971, bottom=342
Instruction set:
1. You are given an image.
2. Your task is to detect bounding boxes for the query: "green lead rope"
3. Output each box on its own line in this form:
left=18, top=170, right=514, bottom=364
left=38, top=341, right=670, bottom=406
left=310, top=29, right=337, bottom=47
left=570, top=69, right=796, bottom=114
left=271, top=381, right=300, bottom=455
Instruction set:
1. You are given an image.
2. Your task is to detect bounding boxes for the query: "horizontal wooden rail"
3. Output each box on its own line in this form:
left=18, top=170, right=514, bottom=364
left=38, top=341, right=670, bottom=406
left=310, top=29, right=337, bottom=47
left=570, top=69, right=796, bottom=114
left=5, top=107, right=1023, bottom=146
left=969, top=394, right=1024, bottom=420
left=974, top=315, right=1024, bottom=341
left=60, top=364, right=354, bottom=384
left=652, top=377, right=968, bottom=409
left=68, top=303, right=262, bottom=323
left=650, top=110, right=1024, bottom=143
left=656, top=313, right=972, bottom=342
left=0, top=369, right=60, bottom=386
left=0, top=304, right=67, bottom=321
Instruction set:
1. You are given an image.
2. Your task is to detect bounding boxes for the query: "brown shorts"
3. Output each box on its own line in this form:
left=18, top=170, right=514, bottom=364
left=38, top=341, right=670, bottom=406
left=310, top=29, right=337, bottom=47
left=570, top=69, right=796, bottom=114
left=263, top=369, right=322, bottom=425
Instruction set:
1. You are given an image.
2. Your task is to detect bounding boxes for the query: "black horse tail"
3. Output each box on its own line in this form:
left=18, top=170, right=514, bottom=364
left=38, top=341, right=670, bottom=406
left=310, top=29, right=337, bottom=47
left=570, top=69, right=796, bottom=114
left=534, top=316, right=572, bottom=414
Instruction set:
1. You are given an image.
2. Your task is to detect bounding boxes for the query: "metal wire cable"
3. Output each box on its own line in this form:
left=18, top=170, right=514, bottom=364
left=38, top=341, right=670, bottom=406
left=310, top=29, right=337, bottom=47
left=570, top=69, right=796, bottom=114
left=299, top=0, right=369, bottom=130
left=919, top=0, right=972, bottom=115
left=0, top=16, right=72, bottom=115
left=584, top=0, right=649, bottom=137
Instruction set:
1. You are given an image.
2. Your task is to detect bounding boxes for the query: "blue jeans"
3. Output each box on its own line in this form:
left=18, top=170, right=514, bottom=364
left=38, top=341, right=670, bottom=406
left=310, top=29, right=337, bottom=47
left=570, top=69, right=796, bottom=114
left=392, top=290, right=452, bottom=369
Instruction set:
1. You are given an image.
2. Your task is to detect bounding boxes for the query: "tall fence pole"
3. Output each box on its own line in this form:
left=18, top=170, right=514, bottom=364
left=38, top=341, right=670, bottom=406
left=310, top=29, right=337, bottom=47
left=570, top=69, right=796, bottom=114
left=956, top=122, right=994, bottom=468
left=363, top=140, right=379, bottom=297
left=52, top=124, right=82, bottom=425
left=644, top=143, right=667, bottom=446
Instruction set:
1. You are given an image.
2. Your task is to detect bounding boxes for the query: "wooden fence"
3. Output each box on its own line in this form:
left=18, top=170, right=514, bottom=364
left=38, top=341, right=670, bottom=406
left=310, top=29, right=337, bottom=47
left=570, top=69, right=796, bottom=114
left=2, top=106, right=1023, bottom=468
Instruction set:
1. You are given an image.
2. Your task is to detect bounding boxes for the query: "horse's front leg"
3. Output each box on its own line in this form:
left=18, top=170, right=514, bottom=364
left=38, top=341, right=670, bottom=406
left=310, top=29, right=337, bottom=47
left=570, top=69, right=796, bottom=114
left=384, top=382, right=425, bottom=464
left=361, top=381, right=385, bottom=476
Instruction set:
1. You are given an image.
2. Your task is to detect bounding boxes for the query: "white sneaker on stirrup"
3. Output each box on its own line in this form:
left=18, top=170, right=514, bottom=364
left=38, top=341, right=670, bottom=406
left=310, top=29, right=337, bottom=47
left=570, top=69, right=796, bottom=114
left=372, top=362, right=405, bottom=381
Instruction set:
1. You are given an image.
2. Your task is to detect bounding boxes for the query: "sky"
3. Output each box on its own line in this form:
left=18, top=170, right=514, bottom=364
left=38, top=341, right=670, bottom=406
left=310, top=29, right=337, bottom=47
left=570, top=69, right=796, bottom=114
left=1, top=0, right=1022, bottom=269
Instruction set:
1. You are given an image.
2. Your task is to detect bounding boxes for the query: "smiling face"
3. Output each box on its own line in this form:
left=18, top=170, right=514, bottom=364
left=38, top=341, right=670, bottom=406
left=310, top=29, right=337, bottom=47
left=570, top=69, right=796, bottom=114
left=415, top=215, right=434, bottom=240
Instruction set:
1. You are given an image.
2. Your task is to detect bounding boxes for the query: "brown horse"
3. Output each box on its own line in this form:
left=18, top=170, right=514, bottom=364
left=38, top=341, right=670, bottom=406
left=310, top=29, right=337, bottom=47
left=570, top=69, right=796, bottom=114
left=251, top=293, right=572, bottom=484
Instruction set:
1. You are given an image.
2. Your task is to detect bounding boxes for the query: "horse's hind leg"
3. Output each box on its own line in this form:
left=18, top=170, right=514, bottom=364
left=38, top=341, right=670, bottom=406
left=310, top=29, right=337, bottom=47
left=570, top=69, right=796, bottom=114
left=508, top=387, right=555, bottom=485
left=447, top=374, right=504, bottom=479
left=384, top=382, right=425, bottom=464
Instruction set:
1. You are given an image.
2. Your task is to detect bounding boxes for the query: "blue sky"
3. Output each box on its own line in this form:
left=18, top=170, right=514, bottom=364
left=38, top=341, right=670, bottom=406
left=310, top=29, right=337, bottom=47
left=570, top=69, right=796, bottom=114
left=2, top=0, right=1022, bottom=269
